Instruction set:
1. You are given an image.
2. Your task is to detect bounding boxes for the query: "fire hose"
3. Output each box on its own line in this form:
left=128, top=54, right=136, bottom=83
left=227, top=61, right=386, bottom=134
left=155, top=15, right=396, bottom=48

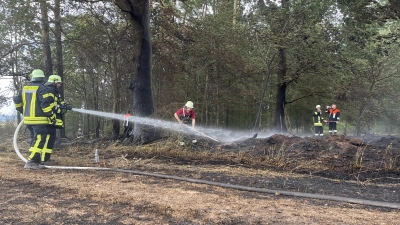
left=183, top=124, right=219, bottom=142
left=13, top=120, right=400, bottom=209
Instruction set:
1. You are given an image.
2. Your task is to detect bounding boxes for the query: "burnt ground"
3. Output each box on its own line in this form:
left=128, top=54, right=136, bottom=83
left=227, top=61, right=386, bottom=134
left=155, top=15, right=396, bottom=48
left=1, top=133, right=400, bottom=224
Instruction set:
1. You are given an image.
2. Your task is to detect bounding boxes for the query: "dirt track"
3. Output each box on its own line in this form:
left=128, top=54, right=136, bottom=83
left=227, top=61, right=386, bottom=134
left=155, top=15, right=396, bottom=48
left=1, top=134, right=400, bottom=224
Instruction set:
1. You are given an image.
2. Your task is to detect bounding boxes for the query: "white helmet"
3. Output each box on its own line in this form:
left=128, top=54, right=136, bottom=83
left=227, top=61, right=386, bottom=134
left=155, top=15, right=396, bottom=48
left=185, top=101, right=194, bottom=108
left=316, top=105, right=321, bottom=108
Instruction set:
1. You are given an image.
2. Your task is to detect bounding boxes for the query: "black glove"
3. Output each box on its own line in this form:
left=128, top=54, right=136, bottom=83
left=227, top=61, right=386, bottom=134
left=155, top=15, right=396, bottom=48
left=59, top=103, right=73, bottom=114
left=66, top=104, right=73, bottom=110
left=60, top=108, right=68, bottom=114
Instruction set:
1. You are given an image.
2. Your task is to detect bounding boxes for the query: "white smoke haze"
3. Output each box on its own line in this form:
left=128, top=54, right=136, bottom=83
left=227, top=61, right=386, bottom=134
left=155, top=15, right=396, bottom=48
left=72, top=108, right=269, bottom=143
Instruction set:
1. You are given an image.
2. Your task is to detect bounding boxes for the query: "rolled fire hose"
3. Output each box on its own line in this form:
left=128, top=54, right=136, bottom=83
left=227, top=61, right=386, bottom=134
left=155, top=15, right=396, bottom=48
left=13, top=120, right=400, bottom=209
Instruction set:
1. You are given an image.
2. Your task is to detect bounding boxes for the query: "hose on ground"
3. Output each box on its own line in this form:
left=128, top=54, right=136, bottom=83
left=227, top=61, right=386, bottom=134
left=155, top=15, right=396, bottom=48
left=13, top=120, right=400, bottom=209
left=13, top=119, right=28, bottom=163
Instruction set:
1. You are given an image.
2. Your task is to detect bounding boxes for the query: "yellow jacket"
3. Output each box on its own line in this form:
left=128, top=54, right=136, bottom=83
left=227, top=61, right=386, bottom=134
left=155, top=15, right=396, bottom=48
left=13, top=81, right=57, bottom=125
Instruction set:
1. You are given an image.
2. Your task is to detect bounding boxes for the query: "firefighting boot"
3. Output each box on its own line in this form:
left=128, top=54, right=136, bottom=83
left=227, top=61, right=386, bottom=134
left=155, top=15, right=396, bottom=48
left=41, top=153, right=57, bottom=166
left=24, top=153, right=45, bottom=170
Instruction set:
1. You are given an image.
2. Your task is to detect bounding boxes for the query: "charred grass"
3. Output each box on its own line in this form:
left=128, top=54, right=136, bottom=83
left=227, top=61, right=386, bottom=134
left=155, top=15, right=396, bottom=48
left=56, top=134, right=400, bottom=181
left=1, top=133, right=400, bottom=224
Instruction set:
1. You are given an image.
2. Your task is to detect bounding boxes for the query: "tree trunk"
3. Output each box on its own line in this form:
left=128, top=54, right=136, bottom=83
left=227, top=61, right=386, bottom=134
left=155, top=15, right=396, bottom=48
left=202, top=73, right=209, bottom=125
left=111, top=70, right=120, bottom=138
left=112, top=118, right=120, bottom=139
left=355, top=105, right=368, bottom=137
left=215, top=60, right=219, bottom=128
left=233, top=0, right=237, bottom=24
left=39, top=0, right=52, bottom=77
left=82, top=72, right=89, bottom=136
left=225, top=105, right=229, bottom=128
left=12, top=50, right=22, bottom=124
left=254, top=57, right=274, bottom=131
left=274, top=47, right=287, bottom=133
left=93, top=75, right=100, bottom=138
left=273, top=0, right=289, bottom=133
left=53, top=0, right=66, bottom=138
left=114, top=0, right=155, bottom=143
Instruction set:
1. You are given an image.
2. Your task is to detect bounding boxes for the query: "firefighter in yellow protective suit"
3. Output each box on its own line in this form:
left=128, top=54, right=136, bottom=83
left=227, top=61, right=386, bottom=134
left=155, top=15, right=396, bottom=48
left=13, top=69, right=59, bottom=169
left=42, top=74, right=72, bottom=165
left=44, top=75, right=69, bottom=129
left=313, top=105, right=324, bottom=137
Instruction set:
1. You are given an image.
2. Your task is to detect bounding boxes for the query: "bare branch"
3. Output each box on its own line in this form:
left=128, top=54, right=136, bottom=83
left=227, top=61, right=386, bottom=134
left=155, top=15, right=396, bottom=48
left=286, top=90, right=329, bottom=104
left=1, top=42, right=41, bottom=59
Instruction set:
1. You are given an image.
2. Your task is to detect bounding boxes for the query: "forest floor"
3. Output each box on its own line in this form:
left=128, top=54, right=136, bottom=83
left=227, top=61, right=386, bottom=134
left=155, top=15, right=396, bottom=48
left=1, top=131, right=400, bottom=224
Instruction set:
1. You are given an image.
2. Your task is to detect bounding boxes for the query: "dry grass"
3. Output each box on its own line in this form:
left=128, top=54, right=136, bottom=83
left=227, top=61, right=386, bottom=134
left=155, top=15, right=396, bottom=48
left=263, top=141, right=288, bottom=167
left=0, top=120, right=17, bottom=137
left=2, top=132, right=400, bottom=224
left=383, top=143, right=399, bottom=171
left=50, top=135, right=400, bottom=181
left=1, top=150, right=400, bottom=224
left=353, top=145, right=366, bottom=169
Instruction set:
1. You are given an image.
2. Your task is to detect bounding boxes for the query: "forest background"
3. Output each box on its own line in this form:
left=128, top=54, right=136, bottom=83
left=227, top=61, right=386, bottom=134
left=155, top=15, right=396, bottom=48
left=0, top=0, right=400, bottom=139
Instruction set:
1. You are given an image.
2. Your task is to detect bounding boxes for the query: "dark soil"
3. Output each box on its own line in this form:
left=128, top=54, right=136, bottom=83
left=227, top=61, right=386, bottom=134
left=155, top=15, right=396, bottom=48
left=55, top=134, right=400, bottom=203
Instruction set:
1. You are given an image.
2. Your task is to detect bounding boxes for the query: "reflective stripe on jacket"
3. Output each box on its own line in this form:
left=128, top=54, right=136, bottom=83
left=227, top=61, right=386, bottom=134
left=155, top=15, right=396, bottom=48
left=47, top=85, right=64, bottom=128
left=20, top=82, right=56, bottom=125
left=313, top=110, right=323, bottom=126
left=326, top=108, right=340, bottom=121
left=123, top=114, right=131, bottom=127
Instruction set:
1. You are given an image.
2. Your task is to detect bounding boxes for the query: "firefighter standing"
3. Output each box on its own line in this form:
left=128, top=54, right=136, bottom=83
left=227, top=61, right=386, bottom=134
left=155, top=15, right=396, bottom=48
left=14, top=73, right=35, bottom=146
left=325, top=103, right=341, bottom=135
left=313, top=105, right=324, bottom=137
left=123, top=111, right=132, bottom=138
left=43, top=75, right=70, bottom=165
left=13, top=69, right=58, bottom=169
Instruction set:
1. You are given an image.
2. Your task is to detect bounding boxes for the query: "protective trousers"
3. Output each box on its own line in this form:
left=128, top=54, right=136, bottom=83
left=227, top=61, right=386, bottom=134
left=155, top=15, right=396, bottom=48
left=328, top=122, right=337, bottom=134
left=27, top=125, right=35, bottom=146
left=314, top=126, right=323, bottom=136
left=123, top=126, right=131, bottom=138
left=28, top=125, right=56, bottom=163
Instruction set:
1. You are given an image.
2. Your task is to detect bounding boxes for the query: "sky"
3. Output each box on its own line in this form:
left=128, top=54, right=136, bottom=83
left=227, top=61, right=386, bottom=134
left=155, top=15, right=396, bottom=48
left=0, top=78, right=13, bottom=93
left=0, top=78, right=16, bottom=116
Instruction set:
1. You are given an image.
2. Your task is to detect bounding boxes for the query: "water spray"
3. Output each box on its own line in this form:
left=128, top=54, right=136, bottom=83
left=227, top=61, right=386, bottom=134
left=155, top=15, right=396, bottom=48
left=182, top=124, right=219, bottom=142
left=70, top=108, right=257, bottom=143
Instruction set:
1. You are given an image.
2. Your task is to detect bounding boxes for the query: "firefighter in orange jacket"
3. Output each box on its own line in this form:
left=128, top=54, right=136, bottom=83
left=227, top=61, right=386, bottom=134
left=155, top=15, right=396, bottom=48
left=123, top=111, right=132, bottom=138
left=325, top=103, right=340, bottom=135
